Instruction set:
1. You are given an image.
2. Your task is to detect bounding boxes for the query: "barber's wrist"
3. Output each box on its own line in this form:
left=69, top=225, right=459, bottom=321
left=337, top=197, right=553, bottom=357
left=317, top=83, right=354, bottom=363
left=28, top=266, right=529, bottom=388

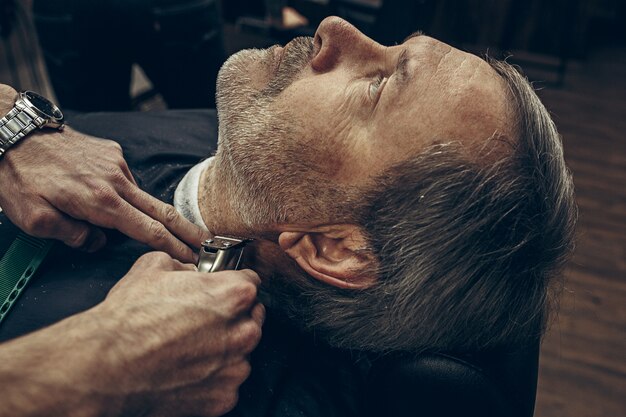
left=0, top=84, right=18, bottom=116
left=75, top=304, right=152, bottom=413
left=50, top=307, right=138, bottom=414
left=0, top=309, right=122, bottom=417
left=0, top=129, right=61, bottom=181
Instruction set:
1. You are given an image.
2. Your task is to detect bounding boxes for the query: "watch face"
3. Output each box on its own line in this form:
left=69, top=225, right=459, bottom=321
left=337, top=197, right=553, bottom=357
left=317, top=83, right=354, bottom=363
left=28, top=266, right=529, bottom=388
left=24, top=91, right=63, bottom=120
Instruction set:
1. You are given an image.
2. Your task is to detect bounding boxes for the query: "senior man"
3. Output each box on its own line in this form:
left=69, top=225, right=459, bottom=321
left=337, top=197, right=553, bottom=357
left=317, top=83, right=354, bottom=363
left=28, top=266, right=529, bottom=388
left=0, top=16, right=575, bottom=417
left=179, top=16, right=576, bottom=353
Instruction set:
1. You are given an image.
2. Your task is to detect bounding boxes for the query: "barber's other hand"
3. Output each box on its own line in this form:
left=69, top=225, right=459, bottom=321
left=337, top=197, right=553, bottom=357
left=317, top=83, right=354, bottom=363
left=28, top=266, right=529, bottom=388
left=0, top=86, right=206, bottom=262
left=96, top=252, right=264, bottom=416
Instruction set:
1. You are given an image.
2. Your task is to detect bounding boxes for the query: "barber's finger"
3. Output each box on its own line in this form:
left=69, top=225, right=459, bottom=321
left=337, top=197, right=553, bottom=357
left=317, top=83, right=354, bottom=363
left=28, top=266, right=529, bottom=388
left=98, top=136, right=137, bottom=187
left=208, top=270, right=261, bottom=315
left=251, top=302, right=266, bottom=327
left=49, top=182, right=196, bottom=261
left=77, top=226, right=108, bottom=252
left=121, top=186, right=209, bottom=248
left=132, top=251, right=194, bottom=272
left=101, top=198, right=197, bottom=262
left=174, top=262, right=198, bottom=271
left=232, top=269, right=262, bottom=287
left=119, top=159, right=138, bottom=186
left=26, top=206, right=107, bottom=252
left=131, top=252, right=197, bottom=278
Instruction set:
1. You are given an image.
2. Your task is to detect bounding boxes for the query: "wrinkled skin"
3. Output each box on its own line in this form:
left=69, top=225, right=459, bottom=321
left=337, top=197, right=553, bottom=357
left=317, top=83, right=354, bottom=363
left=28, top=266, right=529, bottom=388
left=0, top=85, right=207, bottom=262
left=202, top=16, right=513, bottom=233
left=0, top=252, right=264, bottom=417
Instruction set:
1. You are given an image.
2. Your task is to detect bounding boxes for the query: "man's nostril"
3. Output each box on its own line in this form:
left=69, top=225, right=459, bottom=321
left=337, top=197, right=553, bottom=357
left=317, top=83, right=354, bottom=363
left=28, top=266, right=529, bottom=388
left=314, top=33, right=322, bottom=50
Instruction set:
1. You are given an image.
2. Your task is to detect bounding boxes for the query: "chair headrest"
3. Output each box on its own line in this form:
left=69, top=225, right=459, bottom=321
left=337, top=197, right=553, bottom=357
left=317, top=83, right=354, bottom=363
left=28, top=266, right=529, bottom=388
left=364, top=338, right=541, bottom=417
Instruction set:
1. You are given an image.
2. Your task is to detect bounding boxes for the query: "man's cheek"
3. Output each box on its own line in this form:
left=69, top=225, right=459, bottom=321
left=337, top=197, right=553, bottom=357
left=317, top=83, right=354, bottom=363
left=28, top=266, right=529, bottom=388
left=278, top=74, right=335, bottom=110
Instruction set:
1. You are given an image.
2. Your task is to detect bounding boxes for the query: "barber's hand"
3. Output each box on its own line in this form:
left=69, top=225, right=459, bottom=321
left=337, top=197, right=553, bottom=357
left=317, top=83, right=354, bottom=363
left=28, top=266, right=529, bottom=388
left=0, top=86, right=207, bottom=262
left=0, top=252, right=264, bottom=417
left=95, top=252, right=265, bottom=416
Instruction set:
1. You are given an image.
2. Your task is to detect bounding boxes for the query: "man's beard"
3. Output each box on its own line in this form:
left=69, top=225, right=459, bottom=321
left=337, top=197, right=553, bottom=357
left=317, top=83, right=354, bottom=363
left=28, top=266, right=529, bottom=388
left=218, top=36, right=315, bottom=99
left=213, top=37, right=357, bottom=230
left=212, top=38, right=375, bottom=347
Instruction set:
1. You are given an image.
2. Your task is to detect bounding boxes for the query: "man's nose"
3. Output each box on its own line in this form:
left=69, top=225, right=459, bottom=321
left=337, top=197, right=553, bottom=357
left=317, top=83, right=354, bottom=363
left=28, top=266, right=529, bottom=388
left=311, top=16, right=383, bottom=72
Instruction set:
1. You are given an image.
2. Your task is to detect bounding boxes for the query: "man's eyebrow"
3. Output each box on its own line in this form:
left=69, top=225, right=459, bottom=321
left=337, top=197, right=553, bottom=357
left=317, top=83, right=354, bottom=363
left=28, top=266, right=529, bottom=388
left=403, top=30, right=424, bottom=43
left=395, top=31, right=424, bottom=86
left=396, top=49, right=411, bottom=85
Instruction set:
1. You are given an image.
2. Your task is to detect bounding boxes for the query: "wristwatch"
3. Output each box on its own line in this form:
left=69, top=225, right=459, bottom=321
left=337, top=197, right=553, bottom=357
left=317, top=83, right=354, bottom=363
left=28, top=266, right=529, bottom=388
left=0, top=90, right=64, bottom=158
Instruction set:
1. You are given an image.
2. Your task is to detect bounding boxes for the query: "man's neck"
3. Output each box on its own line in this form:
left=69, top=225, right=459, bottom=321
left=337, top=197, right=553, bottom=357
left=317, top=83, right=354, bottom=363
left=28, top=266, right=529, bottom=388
left=198, top=156, right=247, bottom=237
left=196, top=156, right=297, bottom=280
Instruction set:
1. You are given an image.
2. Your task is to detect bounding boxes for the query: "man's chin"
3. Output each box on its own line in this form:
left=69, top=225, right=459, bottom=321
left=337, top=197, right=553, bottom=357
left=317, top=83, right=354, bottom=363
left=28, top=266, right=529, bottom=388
left=215, top=47, right=276, bottom=159
left=216, top=47, right=275, bottom=103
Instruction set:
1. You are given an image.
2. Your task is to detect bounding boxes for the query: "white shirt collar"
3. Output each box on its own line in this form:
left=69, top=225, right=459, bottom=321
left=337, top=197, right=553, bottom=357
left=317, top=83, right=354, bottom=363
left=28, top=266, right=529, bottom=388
left=173, top=157, right=213, bottom=230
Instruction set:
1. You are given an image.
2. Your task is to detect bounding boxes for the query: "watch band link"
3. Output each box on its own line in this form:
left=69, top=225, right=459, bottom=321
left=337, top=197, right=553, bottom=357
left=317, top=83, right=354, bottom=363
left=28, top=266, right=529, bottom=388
left=0, top=107, right=40, bottom=157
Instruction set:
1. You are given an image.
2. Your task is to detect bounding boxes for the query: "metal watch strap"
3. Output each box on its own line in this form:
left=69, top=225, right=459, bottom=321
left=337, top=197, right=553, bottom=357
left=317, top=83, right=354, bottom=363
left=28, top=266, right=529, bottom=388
left=0, top=107, right=41, bottom=158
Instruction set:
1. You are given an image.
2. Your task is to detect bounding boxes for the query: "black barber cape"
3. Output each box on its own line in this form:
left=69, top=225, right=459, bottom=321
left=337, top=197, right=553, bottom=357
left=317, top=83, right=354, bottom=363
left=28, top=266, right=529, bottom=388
left=0, top=110, right=364, bottom=417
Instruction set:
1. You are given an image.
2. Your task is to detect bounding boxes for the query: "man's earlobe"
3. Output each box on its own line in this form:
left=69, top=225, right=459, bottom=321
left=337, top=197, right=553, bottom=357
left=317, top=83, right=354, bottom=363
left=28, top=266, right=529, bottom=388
left=278, top=226, right=377, bottom=289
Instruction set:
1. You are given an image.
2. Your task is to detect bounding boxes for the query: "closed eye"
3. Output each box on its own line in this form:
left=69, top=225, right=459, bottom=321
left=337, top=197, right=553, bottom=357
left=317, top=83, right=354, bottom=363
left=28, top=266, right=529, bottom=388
left=366, top=31, right=424, bottom=106
left=369, top=75, right=387, bottom=103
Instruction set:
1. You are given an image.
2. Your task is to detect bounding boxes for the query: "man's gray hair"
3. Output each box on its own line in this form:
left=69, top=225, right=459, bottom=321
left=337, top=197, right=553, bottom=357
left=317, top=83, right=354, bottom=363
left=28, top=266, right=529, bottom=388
left=276, top=59, right=577, bottom=353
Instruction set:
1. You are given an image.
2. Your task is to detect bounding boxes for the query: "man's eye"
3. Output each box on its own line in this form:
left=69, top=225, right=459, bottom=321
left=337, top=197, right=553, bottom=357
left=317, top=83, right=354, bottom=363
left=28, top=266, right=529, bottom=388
left=369, top=75, right=386, bottom=101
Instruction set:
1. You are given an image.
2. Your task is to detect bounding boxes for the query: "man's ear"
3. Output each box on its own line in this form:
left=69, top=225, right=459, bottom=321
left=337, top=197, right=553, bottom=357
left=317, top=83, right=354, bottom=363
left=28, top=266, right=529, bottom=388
left=278, top=225, right=377, bottom=289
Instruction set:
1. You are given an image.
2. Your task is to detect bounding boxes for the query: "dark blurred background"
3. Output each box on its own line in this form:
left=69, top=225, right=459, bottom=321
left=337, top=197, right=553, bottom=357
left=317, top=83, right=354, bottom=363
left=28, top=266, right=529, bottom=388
left=1, top=1, right=625, bottom=416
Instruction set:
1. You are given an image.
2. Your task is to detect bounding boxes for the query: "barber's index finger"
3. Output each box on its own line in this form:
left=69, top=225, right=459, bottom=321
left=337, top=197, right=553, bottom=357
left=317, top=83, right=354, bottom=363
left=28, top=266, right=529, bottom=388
left=122, top=186, right=210, bottom=246
left=106, top=198, right=198, bottom=262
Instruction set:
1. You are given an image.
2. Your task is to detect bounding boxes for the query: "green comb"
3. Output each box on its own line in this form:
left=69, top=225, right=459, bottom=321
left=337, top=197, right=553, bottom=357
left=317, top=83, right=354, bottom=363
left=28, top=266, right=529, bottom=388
left=0, top=233, right=54, bottom=326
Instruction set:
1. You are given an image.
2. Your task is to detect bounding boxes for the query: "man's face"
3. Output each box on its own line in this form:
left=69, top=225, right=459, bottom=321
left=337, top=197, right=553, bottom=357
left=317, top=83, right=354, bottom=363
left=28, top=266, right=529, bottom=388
left=215, top=16, right=512, bottom=227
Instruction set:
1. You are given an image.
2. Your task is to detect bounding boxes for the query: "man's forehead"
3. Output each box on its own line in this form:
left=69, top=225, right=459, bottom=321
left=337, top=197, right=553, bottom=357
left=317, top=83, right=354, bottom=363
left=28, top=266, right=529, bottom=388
left=376, top=35, right=513, bottom=159
left=402, top=34, right=497, bottom=87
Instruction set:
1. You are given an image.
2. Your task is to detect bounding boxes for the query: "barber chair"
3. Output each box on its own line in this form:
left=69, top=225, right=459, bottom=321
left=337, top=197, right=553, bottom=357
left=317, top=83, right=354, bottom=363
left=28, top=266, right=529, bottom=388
left=0, top=109, right=541, bottom=417
left=365, top=339, right=540, bottom=417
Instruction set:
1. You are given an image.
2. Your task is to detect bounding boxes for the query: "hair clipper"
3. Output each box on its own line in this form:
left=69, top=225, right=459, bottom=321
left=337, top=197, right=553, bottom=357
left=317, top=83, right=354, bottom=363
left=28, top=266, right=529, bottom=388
left=197, top=236, right=252, bottom=272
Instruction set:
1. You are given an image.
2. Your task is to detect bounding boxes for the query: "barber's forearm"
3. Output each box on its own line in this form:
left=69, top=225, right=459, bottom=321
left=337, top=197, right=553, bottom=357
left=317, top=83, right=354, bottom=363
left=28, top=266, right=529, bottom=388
left=0, top=309, right=120, bottom=417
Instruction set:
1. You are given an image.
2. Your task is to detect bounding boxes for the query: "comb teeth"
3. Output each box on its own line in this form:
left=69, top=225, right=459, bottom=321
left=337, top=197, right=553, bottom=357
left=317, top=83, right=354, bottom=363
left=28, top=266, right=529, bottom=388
left=16, top=233, right=49, bottom=250
left=0, top=233, right=53, bottom=324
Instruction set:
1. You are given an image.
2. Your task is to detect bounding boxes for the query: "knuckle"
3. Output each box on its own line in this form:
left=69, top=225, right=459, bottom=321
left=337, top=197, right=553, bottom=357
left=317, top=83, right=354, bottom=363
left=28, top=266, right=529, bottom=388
left=104, top=139, right=123, bottom=153
left=234, top=361, right=252, bottom=382
left=215, top=393, right=239, bottom=415
left=83, top=176, right=100, bottom=192
left=148, top=220, right=169, bottom=243
left=240, top=269, right=261, bottom=285
left=141, top=251, right=171, bottom=264
left=92, top=184, right=119, bottom=207
left=253, top=303, right=266, bottom=323
left=224, top=281, right=259, bottom=315
left=108, top=169, right=128, bottom=186
left=237, top=321, right=262, bottom=352
left=234, top=281, right=258, bottom=304
left=114, top=154, right=127, bottom=169
left=163, top=204, right=180, bottom=224
left=111, top=142, right=123, bottom=154
left=101, top=142, right=124, bottom=164
left=26, top=210, right=56, bottom=234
